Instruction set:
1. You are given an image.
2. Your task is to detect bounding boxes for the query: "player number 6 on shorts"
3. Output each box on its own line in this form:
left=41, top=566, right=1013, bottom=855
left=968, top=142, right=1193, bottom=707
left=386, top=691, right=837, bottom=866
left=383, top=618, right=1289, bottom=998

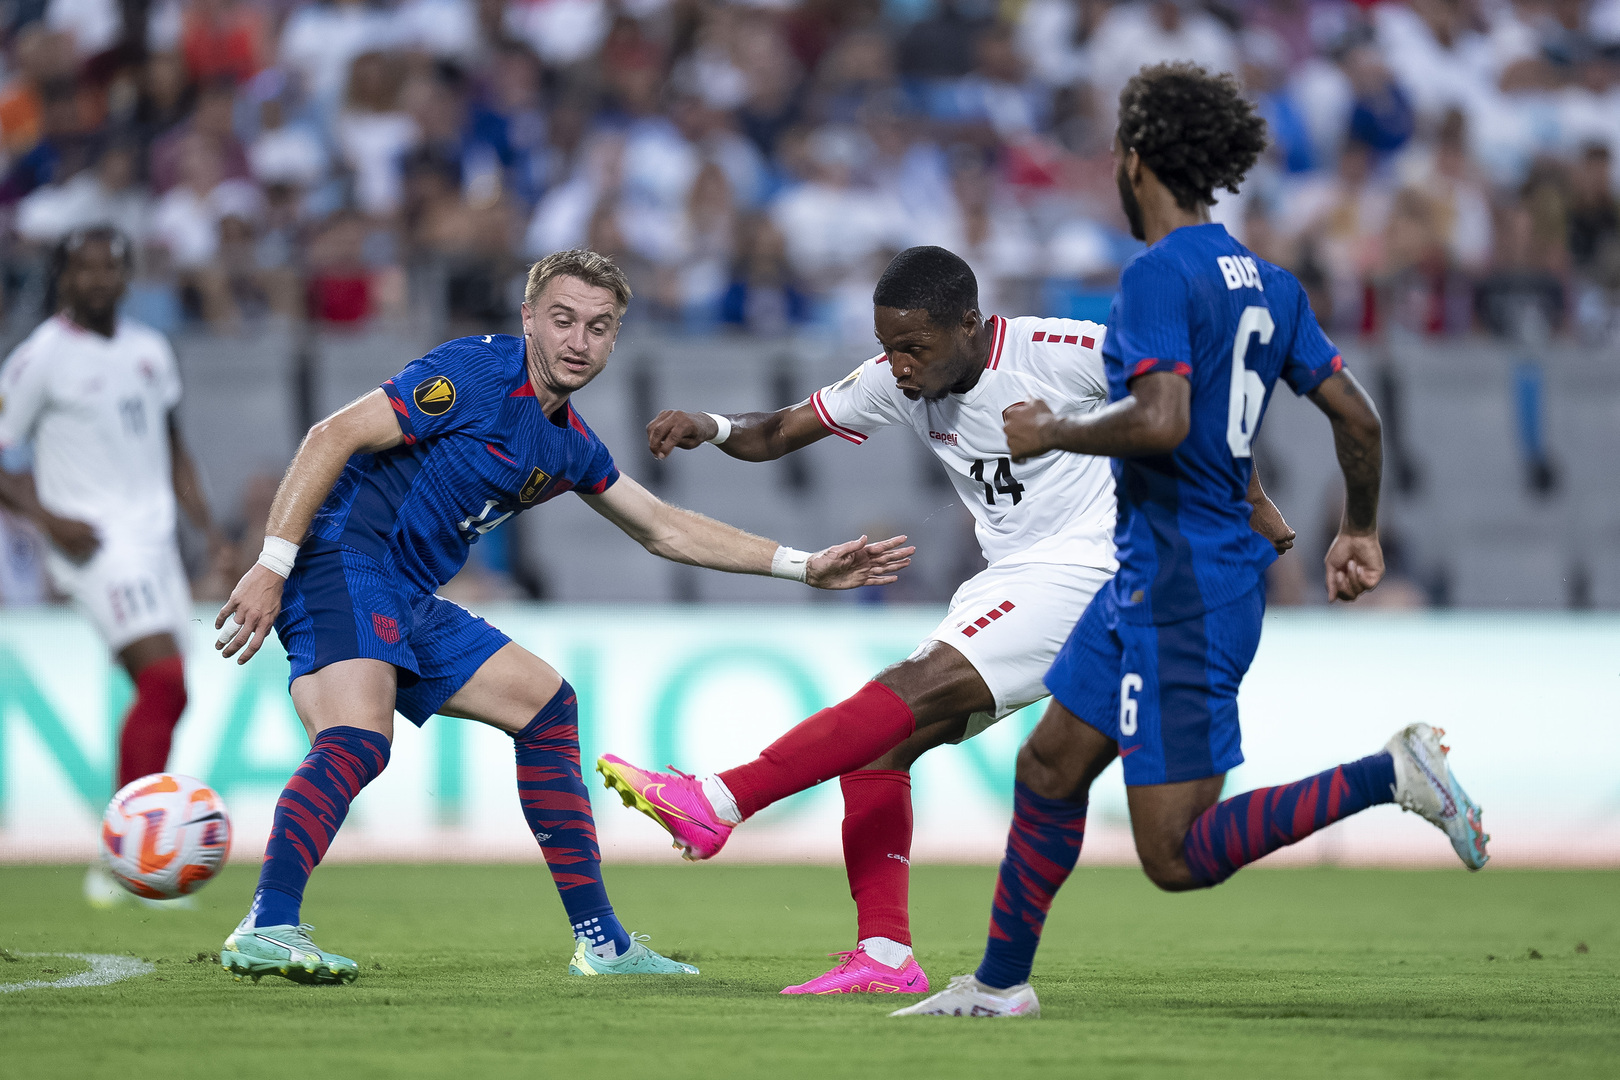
left=1119, top=673, right=1143, bottom=736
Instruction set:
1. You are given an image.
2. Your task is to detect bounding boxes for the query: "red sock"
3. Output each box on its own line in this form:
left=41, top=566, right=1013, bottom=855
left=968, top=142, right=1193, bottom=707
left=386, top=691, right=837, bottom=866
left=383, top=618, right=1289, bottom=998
left=841, top=770, right=913, bottom=946
left=719, top=681, right=915, bottom=821
left=117, top=655, right=187, bottom=788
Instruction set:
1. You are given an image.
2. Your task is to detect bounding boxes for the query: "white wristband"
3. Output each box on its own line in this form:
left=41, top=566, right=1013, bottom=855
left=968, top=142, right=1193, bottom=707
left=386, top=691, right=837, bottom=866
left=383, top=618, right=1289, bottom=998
left=256, top=535, right=300, bottom=579
left=770, top=545, right=810, bottom=583
left=704, top=412, right=732, bottom=445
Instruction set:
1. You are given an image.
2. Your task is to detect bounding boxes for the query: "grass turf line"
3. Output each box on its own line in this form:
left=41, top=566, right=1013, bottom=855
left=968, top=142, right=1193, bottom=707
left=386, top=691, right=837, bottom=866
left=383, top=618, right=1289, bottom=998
left=1, top=863, right=1615, bottom=1079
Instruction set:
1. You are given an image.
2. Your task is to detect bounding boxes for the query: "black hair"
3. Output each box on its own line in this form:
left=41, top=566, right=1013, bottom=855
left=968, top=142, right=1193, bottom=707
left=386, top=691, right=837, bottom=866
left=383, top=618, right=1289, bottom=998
left=1117, top=62, right=1268, bottom=211
left=46, top=224, right=133, bottom=315
left=872, top=246, right=979, bottom=326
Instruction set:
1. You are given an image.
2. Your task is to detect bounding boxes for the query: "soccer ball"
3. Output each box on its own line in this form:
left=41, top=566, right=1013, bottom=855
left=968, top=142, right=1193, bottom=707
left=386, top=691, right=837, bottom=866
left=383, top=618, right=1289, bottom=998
left=100, top=773, right=232, bottom=900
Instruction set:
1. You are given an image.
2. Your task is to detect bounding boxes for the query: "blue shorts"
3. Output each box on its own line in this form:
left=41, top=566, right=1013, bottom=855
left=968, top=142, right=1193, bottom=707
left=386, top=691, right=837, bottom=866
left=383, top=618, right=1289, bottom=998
left=275, top=539, right=509, bottom=726
left=1043, top=578, right=1265, bottom=786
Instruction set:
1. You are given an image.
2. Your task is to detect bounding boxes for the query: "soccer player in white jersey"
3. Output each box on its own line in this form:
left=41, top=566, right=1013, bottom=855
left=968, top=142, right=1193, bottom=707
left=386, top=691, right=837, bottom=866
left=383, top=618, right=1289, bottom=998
left=599, top=246, right=1296, bottom=994
left=0, top=226, right=224, bottom=907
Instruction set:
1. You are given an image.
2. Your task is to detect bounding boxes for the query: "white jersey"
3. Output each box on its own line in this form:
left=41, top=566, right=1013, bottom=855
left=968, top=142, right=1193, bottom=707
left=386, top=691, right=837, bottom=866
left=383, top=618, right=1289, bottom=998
left=811, top=314, right=1117, bottom=571
left=0, top=315, right=183, bottom=545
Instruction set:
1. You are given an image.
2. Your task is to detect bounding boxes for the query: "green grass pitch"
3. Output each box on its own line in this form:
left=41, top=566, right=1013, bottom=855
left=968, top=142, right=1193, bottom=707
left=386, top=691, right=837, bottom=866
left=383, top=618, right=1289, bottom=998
left=2, top=863, right=1616, bottom=1079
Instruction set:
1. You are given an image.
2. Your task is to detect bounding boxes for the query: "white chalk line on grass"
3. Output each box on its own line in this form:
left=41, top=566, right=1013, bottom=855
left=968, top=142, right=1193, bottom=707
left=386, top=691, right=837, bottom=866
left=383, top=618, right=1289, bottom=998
left=0, top=953, right=155, bottom=993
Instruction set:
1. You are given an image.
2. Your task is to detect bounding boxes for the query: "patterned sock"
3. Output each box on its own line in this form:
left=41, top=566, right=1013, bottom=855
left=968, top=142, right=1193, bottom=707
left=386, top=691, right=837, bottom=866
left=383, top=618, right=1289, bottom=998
left=720, top=682, right=915, bottom=821
left=514, top=681, right=631, bottom=958
left=841, top=770, right=913, bottom=948
left=975, top=783, right=1087, bottom=990
left=250, top=726, right=390, bottom=928
left=116, top=655, right=187, bottom=788
left=1182, top=751, right=1397, bottom=886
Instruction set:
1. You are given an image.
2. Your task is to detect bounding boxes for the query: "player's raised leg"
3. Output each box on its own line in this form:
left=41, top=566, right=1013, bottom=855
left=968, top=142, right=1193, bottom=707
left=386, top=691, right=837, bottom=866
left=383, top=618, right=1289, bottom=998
left=598, top=641, right=990, bottom=863
left=221, top=658, right=394, bottom=985
left=437, top=640, right=697, bottom=975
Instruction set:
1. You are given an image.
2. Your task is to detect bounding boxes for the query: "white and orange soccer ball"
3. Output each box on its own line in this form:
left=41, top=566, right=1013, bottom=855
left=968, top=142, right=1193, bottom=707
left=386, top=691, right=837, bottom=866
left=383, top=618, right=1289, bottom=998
left=100, top=773, right=232, bottom=900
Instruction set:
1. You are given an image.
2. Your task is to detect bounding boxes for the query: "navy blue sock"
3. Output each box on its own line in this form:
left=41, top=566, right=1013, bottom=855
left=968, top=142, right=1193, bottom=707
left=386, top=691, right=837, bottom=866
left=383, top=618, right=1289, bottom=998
left=250, top=726, right=391, bottom=928
left=975, top=783, right=1087, bottom=990
left=1182, top=751, right=1397, bottom=886
left=514, top=681, right=631, bottom=956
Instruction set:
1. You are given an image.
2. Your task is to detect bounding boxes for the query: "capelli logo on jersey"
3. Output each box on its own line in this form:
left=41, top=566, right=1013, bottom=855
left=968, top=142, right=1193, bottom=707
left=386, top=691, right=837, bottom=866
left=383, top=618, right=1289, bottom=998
left=518, top=466, right=551, bottom=504
left=929, top=431, right=959, bottom=446
left=413, top=376, right=457, bottom=416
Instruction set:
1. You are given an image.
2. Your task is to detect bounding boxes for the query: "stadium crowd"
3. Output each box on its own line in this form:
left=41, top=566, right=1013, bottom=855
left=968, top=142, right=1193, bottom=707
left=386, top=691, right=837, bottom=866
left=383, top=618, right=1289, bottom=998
left=0, top=0, right=1615, bottom=345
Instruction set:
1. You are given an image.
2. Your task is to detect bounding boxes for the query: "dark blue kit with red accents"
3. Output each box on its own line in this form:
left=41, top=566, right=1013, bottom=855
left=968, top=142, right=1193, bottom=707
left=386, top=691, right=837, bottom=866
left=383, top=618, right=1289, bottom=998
left=275, top=334, right=620, bottom=724
left=1045, top=224, right=1344, bottom=785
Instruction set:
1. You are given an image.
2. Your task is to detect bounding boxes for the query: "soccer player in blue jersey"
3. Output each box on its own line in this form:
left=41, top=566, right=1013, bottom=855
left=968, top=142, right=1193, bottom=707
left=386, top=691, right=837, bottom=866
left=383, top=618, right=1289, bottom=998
left=893, top=63, right=1489, bottom=1019
left=210, top=249, right=913, bottom=985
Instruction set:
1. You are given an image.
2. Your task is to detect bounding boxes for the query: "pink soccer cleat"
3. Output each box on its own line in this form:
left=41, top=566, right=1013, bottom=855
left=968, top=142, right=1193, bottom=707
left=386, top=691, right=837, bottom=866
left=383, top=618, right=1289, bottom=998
left=781, top=946, right=931, bottom=995
left=596, top=755, right=734, bottom=861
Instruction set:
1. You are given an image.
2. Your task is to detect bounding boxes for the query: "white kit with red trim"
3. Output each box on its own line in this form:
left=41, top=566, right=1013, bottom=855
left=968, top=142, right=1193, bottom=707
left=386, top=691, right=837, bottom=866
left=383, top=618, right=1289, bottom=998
left=811, top=314, right=1116, bottom=573
left=0, top=315, right=192, bottom=650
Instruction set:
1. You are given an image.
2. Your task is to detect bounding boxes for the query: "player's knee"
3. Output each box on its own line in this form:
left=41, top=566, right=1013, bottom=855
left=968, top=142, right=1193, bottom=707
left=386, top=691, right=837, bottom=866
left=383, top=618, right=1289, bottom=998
left=1015, top=739, right=1077, bottom=800
left=1138, top=851, right=1204, bottom=893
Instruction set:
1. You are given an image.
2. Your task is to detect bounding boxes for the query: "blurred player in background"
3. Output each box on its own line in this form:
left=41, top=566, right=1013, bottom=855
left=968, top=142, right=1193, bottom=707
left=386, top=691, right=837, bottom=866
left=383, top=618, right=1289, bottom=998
left=605, top=244, right=1296, bottom=994
left=0, top=225, right=224, bottom=909
left=211, top=249, right=911, bottom=985
left=893, top=63, right=1489, bottom=1020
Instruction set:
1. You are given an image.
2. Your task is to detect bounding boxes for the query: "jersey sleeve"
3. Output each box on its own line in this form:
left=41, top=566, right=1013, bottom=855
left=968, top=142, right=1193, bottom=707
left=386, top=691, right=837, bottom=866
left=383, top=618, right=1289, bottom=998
left=1040, top=320, right=1111, bottom=408
left=1114, top=257, right=1193, bottom=380
left=155, top=333, right=183, bottom=411
left=381, top=339, right=507, bottom=445
left=574, top=412, right=620, bottom=495
left=0, top=345, right=47, bottom=451
left=1281, top=284, right=1344, bottom=395
left=809, top=356, right=904, bottom=444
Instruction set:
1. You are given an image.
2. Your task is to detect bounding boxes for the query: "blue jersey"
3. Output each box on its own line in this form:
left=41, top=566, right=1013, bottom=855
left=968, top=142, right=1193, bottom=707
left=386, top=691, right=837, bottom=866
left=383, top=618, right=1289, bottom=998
left=1102, top=223, right=1342, bottom=625
left=308, top=334, right=619, bottom=595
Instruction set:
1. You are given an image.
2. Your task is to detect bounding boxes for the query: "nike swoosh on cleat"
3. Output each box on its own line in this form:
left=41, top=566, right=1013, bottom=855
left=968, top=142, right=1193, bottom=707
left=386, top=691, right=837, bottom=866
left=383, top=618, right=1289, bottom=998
left=642, top=782, right=718, bottom=835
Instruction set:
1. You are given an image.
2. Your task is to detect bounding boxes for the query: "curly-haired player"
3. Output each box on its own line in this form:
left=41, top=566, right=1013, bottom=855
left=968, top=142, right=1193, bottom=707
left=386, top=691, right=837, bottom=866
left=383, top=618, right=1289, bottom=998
left=894, top=63, right=1490, bottom=1019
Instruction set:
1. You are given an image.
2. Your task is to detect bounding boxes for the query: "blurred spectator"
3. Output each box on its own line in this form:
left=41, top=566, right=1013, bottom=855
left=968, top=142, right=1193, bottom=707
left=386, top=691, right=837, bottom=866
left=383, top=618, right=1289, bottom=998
left=1086, top=0, right=1238, bottom=117
left=0, top=76, right=98, bottom=203
left=1372, top=0, right=1493, bottom=125
left=246, top=72, right=329, bottom=191
left=1567, top=142, right=1620, bottom=286
left=305, top=208, right=403, bottom=323
left=1279, top=140, right=1393, bottom=332
left=150, top=132, right=265, bottom=324
left=279, top=0, right=400, bottom=110
left=335, top=50, right=416, bottom=217
left=0, top=27, right=75, bottom=160
left=505, top=0, right=611, bottom=69
left=1016, top=0, right=1109, bottom=89
left=720, top=214, right=809, bottom=335
left=150, top=80, right=252, bottom=193
left=181, top=0, right=270, bottom=85
left=16, top=139, right=149, bottom=244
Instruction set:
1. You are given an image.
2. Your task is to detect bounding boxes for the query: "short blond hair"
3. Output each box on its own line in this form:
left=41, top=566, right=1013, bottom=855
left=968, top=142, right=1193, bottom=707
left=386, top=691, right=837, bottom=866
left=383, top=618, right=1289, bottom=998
left=524, top=249, right=632, bottom=311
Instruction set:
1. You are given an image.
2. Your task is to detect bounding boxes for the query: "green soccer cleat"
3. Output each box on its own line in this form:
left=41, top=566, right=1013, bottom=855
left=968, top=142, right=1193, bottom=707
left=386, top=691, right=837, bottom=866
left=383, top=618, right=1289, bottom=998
left=221, top=919, right=360, bottom=985
left=568, top=933, right=699, bottom=976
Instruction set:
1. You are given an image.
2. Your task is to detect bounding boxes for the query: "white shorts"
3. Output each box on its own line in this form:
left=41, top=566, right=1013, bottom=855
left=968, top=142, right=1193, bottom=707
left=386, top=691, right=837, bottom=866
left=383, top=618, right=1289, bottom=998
left=47, top=539, right=192, bottom=654
left=919, top=559, right=1113, bottom=742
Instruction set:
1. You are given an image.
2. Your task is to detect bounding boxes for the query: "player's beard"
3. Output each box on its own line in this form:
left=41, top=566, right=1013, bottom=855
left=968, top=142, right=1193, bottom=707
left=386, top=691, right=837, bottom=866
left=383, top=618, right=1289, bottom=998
left=1117, top=159, right=1146, bottom=242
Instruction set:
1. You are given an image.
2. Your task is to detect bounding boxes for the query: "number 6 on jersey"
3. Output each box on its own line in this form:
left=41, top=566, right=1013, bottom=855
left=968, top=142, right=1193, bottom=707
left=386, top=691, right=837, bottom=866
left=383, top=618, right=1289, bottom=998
left=1227, top=306, right=1273, bottom=458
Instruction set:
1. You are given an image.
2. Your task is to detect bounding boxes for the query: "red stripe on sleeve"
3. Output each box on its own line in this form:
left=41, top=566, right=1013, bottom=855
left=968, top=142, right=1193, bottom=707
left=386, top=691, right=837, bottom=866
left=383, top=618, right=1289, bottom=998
left=810, top=391, right=868, bottom=444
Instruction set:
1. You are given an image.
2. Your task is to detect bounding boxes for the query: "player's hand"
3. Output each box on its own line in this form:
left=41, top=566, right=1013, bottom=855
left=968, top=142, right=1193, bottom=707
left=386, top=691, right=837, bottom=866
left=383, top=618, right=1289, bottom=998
left=647, top=410, right=718, bottom=460
left=1004, top=400, right=1055, bottom=462
left=1249, top=495, right=1296, bottom=555
left=43, top=514, right=99, bottom=562
left=215, top=563, right=285, bottom=663
left=1324, top=530, right=1383, bottom=603
left=806, top=534, right=915, bottom=590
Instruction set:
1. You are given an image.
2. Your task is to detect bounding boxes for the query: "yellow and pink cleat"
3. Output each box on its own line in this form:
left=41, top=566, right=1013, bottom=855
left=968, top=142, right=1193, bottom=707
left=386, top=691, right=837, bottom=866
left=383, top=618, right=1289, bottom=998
left=781, top=946, right=930, bottom=995
left=596, top=755, right=734, bottom=861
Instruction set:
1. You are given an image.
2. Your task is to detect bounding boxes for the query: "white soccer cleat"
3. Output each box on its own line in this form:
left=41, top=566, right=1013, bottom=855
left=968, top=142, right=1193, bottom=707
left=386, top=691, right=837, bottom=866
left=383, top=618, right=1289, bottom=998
left=1385, top=723, right=1489, bottom=870
left=889, top=973, right=1040, bottom=1018
left=84, top=864, right=128, bottom=909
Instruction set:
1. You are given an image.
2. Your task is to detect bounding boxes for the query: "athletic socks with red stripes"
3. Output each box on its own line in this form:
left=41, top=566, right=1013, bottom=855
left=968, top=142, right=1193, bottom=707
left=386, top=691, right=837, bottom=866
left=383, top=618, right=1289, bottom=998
left=842, top=770, right=914, bottom=959
left=975, top=783, right=1088, bottom=989
left=514, top=681, right=631, bottom=958
left=717, top=681, right=916, bottom=821
left=116, top=655, right=187, bottom=788
left=249, top=726, right=391, bottom=928
left=1181, top=752, right=1397, bottom=885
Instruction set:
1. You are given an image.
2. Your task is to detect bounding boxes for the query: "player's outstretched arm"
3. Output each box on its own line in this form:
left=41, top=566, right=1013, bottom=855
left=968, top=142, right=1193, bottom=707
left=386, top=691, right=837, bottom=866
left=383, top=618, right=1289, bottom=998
left=1004, top=372, right=1191, bottom=462
left=1247, top=464, right=1296, bottom=555
left=646, top=401, right=830, bottom=462
left=215, top=389, right=405, bottom=663
left=582, top=473, right=913, bottom=588
left=1308, top=369, right=1384, bottom=602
